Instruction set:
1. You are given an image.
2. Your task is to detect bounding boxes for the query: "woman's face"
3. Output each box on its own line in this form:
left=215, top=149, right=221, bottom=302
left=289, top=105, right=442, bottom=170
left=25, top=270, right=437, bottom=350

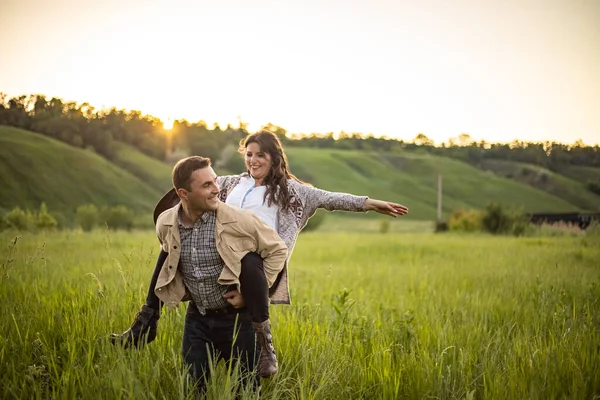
left=245, top=142, right=272, bottom=182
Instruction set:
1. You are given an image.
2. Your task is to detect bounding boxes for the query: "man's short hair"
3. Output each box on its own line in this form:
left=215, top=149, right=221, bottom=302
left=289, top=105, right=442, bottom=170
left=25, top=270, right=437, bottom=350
left=172, top=156, right=212, bottom=190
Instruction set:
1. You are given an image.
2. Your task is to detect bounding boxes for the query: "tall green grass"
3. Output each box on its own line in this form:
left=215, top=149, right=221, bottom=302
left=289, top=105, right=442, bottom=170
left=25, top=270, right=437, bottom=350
left=1, top=230, right=599, bottom=399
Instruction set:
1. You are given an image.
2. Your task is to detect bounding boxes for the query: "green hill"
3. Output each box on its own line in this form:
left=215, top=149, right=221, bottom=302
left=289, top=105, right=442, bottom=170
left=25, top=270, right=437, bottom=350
left=0, top=126, right=162, bottom=216
left=2, top=126, right=597, bottom=224
left=553, top=165, right=600, bottom=186
left=111, top=141, right=172, bottom=192
left=285, top=148, right=582, bottom=219
left=478, top=159, right=600, bottom=212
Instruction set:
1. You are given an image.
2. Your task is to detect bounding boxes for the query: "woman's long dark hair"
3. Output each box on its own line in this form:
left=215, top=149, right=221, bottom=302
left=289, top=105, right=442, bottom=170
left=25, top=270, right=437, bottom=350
left=240, top=130, right=304, bottom=210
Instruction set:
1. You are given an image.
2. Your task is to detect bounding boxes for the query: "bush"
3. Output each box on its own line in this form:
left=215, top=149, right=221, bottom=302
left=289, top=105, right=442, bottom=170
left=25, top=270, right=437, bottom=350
left=481, top=203, right=512, bottom=234
left=586, top=181, right=600, bottom=195
left=77, top=204, right=99, bottom=232
left=481, top=203, right=528, bottom=236
left=35, top=203, right=57, bottom=230
left=434, top=220, right=449, bottom=232
left=447, top=204, right=529, bottom=236
left=448, top=209, right=483, bottom=232
left=302, top=210, right=326, bottom=233
left=510, top=212, right=530, bottom=237
left=104, top=205, right=134, bottom=231
left=4, top=207, right=34, bottom=231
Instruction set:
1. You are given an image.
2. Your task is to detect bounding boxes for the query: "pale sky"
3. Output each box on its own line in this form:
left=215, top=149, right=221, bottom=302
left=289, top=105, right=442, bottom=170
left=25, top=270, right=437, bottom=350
left=1, top=0, right=599, bottom=144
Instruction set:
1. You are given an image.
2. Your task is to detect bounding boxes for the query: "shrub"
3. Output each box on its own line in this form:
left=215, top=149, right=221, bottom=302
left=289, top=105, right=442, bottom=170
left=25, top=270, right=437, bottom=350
left=434, top=220, right=449, bottom=232
left=586, top=181, right=600, bottom=195
left=510, top=212, right=530, bottom=237
left=481, top=203, right=529, bottom=236
left=77, top=204, right=99, bottom=232
left=448, top=204, right=529, bottom=236
left=481, top=203, right=512, bottom=234
left=4, top=207, right=35, bottom=231
left=35, top=203, right=57, bottom=230
left=448, top=209, right=483, bottom=232
left=105, top=205, right=134, bottom=231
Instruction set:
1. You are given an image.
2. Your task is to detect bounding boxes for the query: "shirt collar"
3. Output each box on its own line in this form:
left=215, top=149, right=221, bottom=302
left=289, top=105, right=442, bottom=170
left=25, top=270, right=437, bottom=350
left=177, top=208, right=214, bottom=228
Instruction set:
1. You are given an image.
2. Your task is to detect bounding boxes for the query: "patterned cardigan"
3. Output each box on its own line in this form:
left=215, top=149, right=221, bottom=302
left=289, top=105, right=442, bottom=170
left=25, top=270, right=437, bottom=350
left=217, top=173, right=368, bottom=304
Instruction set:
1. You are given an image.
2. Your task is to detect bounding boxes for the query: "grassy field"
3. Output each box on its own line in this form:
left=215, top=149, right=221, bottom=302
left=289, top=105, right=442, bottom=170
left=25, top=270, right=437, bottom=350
left=1, top=228, right=599, bottom=399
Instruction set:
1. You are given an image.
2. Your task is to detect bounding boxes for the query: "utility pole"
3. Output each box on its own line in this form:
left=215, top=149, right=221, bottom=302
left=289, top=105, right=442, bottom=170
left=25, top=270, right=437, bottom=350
left=437, top=174, right=443, bottom=222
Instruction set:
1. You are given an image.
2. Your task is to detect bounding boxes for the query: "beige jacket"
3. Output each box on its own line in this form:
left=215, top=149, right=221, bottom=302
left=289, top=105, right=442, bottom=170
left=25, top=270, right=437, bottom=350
left=154, top=201, right=288, bottom=309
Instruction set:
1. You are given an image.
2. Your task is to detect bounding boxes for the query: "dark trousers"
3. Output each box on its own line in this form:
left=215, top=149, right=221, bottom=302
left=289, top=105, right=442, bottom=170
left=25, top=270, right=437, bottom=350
left=145, top=251, right=270, bottom=323
left=182, top=302, right=259, bottom=393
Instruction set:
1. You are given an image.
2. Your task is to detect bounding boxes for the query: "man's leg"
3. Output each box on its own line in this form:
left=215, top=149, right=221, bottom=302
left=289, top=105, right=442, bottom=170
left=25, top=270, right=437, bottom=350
left=239, top=252, right=278, bottom=378
left=213, top=312, right=260, bottom=392
left=109, top=250, right=167, bottom=347
left=182, top=302, right=214, bottom=395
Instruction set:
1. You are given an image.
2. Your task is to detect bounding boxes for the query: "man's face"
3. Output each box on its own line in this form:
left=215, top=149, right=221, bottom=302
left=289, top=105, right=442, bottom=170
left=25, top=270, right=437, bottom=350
left=179, top=167, right=220, bottom=212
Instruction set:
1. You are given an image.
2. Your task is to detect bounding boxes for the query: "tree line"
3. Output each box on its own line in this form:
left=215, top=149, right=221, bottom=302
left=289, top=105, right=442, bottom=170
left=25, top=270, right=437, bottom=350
left=1, top=93, right=599, bottom=171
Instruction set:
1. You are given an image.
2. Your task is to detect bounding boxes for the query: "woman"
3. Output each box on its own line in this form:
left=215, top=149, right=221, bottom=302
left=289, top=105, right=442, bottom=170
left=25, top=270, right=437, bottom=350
left=110, top=130, right=408, bottom=377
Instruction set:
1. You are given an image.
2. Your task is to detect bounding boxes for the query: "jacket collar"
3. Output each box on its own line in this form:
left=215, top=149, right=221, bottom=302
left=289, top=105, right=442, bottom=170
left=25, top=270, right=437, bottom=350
left=162, top=203, right=181, bottom=227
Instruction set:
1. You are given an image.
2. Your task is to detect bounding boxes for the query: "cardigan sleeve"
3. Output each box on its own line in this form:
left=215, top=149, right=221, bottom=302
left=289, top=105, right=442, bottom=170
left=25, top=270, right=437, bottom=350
left=289, top=180, right=368, bottom=227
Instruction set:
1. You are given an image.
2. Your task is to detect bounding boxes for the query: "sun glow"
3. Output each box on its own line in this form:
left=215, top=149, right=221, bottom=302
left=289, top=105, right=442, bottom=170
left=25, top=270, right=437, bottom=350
left=1, top=0, right=598, bottom=145
left=162, top=118, right=174, bottom=131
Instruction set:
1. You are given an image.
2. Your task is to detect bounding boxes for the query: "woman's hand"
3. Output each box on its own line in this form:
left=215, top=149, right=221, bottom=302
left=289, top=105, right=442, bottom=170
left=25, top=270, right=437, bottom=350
left=364, top=199, right=409, bottom=218
left=223, top=290, right=245, bottom=308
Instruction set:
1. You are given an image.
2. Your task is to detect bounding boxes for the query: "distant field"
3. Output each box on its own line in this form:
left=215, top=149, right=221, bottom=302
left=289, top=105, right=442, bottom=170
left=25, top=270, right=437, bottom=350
left=1, top=230, right=598, bottom=399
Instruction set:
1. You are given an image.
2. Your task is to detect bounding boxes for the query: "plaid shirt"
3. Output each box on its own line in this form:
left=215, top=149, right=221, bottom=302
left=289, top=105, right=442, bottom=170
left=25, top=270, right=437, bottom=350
left=177, top=209, right=229, bottom=314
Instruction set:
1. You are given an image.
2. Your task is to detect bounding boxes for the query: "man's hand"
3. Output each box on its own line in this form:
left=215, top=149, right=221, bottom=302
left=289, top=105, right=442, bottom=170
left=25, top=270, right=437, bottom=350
left=223, top=290, right=245, bottom=308
left=364, top=199, right=409, bottom=218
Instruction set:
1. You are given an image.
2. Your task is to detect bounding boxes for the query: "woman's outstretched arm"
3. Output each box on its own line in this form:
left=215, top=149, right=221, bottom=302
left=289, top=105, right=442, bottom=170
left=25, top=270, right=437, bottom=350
left=362, top=198, right=408, bottom=218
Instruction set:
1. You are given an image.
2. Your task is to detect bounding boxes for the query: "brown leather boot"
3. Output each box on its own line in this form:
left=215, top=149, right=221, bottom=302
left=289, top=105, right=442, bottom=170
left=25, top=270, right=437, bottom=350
left=252, top=319, right=278, bottom=378
left=109, top=305, right=159, bottom=348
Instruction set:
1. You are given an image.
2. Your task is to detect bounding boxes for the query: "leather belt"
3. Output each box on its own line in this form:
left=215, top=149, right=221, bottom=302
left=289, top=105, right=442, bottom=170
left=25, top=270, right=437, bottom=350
left=202, top=304, right=246, bottom=317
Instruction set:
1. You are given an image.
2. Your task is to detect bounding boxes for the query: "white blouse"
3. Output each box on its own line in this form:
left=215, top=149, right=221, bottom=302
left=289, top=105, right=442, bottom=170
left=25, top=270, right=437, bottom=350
left=225, top=175, right=279, bottom=233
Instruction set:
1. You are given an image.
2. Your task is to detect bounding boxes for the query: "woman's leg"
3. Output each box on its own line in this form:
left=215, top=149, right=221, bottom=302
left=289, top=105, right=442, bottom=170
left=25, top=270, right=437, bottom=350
left=109, top=250, right=167, bottom=348
left=239, top=252, right=278, bottom=378
left=239, top=252, right=269, bottom=323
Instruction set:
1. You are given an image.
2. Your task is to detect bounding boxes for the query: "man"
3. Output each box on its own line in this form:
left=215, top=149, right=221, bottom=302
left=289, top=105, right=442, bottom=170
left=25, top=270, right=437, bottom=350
left=115, top=156, right=287, bottom=393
